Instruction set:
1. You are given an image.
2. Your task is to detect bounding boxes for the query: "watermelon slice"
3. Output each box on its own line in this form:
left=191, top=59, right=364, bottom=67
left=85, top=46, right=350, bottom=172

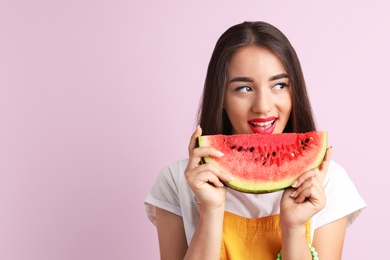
left=198, top=131, right=327, bottom=193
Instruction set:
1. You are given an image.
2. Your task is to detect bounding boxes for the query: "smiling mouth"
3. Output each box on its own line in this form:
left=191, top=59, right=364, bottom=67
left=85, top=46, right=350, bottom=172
left=248, top=119, right=276, bottom=134
left=250, top=120, right=275, bottom=128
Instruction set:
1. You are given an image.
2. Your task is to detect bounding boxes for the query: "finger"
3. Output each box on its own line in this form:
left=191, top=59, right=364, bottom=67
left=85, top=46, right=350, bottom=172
left=187, top=167, right=225, bottom=189
left=293, top=181, right=322, bottom=203
left=197, top=170, right=225, bottom=188
left=317, top=146, right=333, bottom=182
left=292, top=146, right=333, bottom=188
left=294, top=187, right=313, bottom=203
left=319, top=146, right=333, bottom=172
left=294, top=174, right=325, bottom=204
left=187, top=146, right=225, bottom=171
left=186, top=126, right=204, bottom=169
left=188, top=125, right=202, bottom=154
left=291, top=168, right=318, bottom=188
left=295, top=186, right=326, bottom=208
left=290, top=176, right=315, bottom=199
left=193, top=146, right=224, bottom=160
left=186, top=126, right=224, bottom=170
left=191, top=163, right=234, bottom=183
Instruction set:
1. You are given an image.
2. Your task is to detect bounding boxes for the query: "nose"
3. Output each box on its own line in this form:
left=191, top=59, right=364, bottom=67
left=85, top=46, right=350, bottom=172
left=252, top=89, right=271, bottom=114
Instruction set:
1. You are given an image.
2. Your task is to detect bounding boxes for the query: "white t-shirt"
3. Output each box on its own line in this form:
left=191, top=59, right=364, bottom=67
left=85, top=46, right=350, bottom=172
left=145, top=159, right=366, bottom=243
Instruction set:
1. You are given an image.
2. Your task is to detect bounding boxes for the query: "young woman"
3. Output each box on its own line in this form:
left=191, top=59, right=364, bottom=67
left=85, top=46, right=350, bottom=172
left=145, top=21, right=365, bottom=260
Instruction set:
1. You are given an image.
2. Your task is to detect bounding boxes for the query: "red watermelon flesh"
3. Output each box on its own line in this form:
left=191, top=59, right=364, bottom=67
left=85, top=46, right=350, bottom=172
left=198, top=131, right=327, bottom=193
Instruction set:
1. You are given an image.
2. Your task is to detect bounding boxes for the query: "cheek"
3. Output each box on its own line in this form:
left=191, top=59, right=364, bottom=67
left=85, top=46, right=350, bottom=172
left=224, top=106, right=240, bottom=123
left=224, top=100, right=247, bottom=127
left=224, top=95, right=239, bottom=115
left=276, top=94, right=292, bottom=121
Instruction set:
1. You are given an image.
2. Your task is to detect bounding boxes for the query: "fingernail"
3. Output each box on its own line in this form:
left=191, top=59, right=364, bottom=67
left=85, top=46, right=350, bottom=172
left=290, top=190, right=296, bottom=198
left=291, top=180, right=298, bottom=188
left=216, top=150, right=224, bottom=157
left=227, top=176, right=234, bottom=181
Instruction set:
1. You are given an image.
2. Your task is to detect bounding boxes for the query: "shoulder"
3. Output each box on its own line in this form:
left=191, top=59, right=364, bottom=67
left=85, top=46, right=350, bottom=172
left=144, top=158, right=191, bottom=224
left=312, top=160, right=366, bottom=229
left=163, top=158, right=189, bottom=173
left=323, top=160, right=358, bottom=189
left=323, top=160, right=362, bottom=200
left=324, top=160, right=347, bottom=181
left=156, top=158, right=189, bottom=183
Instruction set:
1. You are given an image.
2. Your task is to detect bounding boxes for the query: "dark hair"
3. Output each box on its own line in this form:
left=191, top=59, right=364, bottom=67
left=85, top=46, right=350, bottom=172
left=197, top=21, right=316, bottom=135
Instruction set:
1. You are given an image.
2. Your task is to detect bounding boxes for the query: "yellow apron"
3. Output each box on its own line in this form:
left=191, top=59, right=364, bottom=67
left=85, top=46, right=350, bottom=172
left=220, top=211, right=311, bottom=260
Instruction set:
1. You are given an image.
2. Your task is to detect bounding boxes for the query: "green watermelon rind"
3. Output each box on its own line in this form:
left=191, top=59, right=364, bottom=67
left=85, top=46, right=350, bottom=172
left=198, top=132, right=328, bottom=194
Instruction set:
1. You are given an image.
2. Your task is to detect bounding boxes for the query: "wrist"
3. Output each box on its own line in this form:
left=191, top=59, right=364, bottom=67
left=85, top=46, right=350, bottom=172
left=281, top=223, right=312, bottom=260
left=277, top=245, right=318, bottom=260
left=281, top=222, right=306, bottom=236
left=199, top=203, right=225, bottom=215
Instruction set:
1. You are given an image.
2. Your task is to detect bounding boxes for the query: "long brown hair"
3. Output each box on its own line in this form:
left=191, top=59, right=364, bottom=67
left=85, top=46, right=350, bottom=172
left=198, top=21, right=316, bottom=135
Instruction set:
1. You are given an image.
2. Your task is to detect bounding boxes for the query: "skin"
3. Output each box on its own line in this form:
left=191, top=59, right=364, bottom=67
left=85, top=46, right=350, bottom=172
left=155, top=46, right=348, bottom=260
left=224, top=46, right=292, bottom=135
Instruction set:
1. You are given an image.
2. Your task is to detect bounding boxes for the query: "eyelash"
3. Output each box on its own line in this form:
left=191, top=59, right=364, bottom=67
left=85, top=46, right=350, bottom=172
left=235, top=86, right=253, bottom=92
left=274, top=82, right=288, bottom=90
left=234, top=82, right=288, bottom=92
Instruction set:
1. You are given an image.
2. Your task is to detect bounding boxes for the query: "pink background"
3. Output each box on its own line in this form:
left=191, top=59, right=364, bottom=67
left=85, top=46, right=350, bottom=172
left=0, top=0, right=387, bottom=259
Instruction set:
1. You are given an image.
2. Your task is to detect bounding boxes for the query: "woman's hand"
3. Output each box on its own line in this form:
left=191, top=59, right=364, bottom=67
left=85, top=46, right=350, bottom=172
left=184, top=126, right=233, bottom=210
left=280, top=147, right=333, bottom=229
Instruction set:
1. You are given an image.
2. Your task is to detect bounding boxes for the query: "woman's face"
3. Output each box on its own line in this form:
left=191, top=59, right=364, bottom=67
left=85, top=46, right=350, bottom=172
left=224, top=45, right=292, bottom=135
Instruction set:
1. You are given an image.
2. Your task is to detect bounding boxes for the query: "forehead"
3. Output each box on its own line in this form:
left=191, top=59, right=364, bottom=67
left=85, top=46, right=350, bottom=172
left=227, top=45, right=287, bottom=77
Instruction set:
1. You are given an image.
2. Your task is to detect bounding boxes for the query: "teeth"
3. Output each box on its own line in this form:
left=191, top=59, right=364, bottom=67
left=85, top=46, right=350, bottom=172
left=251, top=120, right=274, bottom=127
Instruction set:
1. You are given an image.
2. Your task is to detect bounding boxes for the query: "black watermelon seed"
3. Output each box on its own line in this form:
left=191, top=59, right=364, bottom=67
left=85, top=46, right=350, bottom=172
left=272, top=151, right=276, bottom=156
left=250, top=147, right=255, bottom=152
left=238, top=146, right=243, bottom=151
left=231, top=145, right=236, bottom=149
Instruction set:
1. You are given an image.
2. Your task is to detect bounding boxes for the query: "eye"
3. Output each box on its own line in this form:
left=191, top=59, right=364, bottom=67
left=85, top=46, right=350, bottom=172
left=235, top=85, right=253, bottom=93
left=273, top=82, right=288, bottom=90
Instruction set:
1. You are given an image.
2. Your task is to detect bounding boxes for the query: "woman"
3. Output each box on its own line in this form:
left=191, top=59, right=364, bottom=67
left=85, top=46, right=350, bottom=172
left=145, top=21, right=365, bottom=260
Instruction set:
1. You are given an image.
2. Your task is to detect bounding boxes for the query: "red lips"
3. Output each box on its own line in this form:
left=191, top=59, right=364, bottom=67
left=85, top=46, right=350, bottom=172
left=248, top=117, right=277, bottom=134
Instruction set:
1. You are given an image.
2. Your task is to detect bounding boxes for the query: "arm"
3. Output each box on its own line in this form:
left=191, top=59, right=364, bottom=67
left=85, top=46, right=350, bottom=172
left=156, top=126, right=232, bottom=260
left=185, top=204, right=225, bottom=260
left=156, top=208, right=188, bottom=260
left=156, top=205, right=225, bottom=260
left=312, top=216, right=348, bottom=259
left=280, top=147, right=345, bottom=260
left=184, top=126, right=232, bottom=259
left=280, top=216, right=347, bottom=260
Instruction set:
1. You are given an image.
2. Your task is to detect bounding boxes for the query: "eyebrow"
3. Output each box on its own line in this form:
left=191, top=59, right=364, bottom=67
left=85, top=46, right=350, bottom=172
left=269, top=73, right=289, bottom=81
left=228, top=73, right=289, bottom=83
left=228, top=77, right=254, bottom=83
